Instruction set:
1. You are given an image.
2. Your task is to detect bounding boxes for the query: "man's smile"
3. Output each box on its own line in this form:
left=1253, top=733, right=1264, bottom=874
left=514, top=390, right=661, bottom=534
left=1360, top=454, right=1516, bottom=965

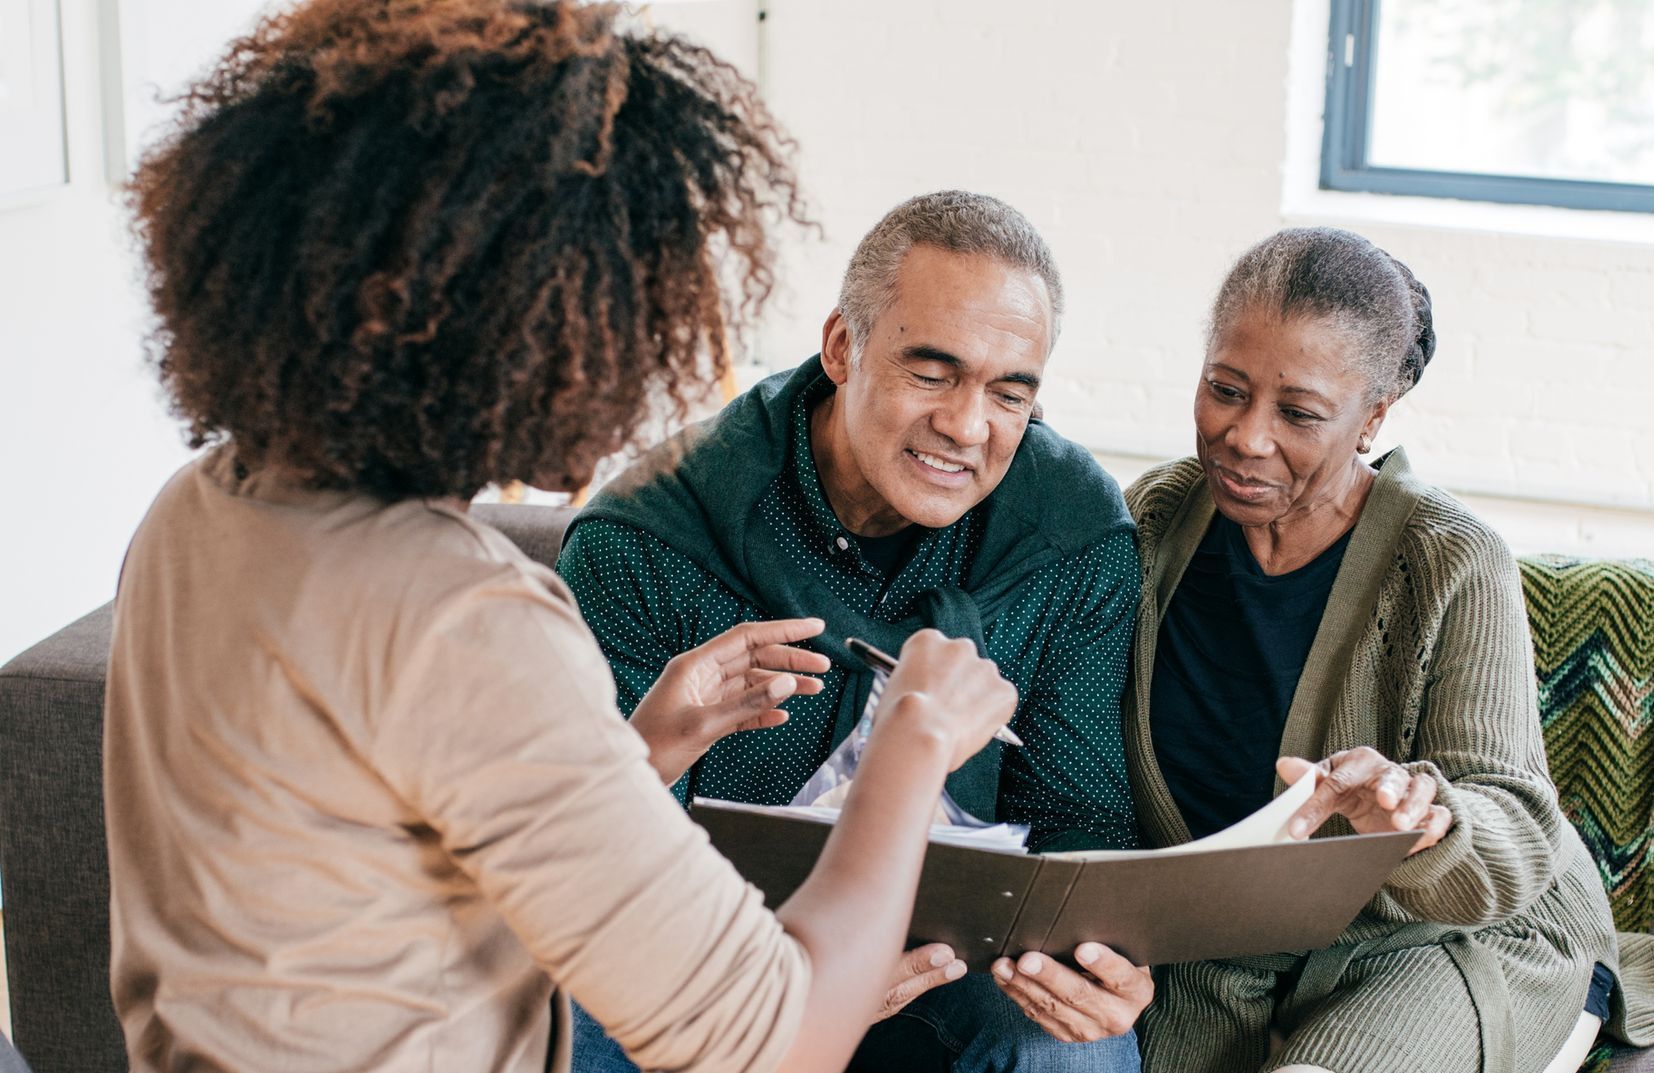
left=908, top=448, right=973, bottom=475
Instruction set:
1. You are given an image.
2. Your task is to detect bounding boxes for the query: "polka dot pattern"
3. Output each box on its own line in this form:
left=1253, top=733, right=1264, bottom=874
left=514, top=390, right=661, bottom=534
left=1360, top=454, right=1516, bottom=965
left=557, top=400, right=1142, bottom=852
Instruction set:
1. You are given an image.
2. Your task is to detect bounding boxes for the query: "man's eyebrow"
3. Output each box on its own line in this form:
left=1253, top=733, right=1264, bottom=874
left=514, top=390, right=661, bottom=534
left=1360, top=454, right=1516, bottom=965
left=901, top=344, right=964, bottom=368
left=901, top=344, right=1042, bottom=390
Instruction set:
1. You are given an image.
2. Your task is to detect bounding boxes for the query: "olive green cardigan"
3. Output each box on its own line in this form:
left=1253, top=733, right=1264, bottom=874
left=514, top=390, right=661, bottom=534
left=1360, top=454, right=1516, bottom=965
left=1124, top=450, right=1648, bottom=1069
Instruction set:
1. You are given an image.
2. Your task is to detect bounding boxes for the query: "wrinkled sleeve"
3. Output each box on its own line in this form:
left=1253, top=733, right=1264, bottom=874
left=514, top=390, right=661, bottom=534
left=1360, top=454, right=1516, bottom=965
left=370, top=567, right=809, bottom=1073
left=1004, top=530, right=1142, bottom=853
left=1382, top=533, right=1567, bottom=926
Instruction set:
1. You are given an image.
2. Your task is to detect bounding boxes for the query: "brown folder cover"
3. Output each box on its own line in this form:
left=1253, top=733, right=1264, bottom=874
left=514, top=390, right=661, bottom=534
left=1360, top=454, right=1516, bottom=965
left=693, top=801, right=1420, bottom=970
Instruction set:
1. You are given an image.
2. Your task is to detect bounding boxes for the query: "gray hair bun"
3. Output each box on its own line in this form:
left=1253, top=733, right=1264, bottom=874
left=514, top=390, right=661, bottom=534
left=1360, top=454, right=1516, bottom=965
left=1386, top=253, right=1435, bottom=388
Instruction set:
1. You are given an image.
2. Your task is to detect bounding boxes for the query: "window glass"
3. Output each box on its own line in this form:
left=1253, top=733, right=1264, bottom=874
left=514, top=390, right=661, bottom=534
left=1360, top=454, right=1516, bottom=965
left=1366, top=0, right=1654, bottom=187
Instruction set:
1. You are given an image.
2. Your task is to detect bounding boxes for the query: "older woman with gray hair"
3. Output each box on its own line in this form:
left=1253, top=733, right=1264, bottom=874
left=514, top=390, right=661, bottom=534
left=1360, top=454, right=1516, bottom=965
left=1123, top=227, right=1620, bottom=1073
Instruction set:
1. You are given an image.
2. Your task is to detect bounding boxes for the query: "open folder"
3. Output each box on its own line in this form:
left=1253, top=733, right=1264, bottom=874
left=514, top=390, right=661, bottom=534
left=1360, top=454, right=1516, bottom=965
left=692, top=771, right=1421, bottom=970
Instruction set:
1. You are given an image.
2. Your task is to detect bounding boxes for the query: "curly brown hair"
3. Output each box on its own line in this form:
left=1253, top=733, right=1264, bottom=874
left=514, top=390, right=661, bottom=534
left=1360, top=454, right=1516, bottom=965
left=129, top=0, right=805, bottom=498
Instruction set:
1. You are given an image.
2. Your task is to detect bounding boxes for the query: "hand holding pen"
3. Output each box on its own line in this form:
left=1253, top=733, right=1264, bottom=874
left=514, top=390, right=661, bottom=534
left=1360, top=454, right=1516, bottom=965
left=847, top=636, right=1024, bottom=747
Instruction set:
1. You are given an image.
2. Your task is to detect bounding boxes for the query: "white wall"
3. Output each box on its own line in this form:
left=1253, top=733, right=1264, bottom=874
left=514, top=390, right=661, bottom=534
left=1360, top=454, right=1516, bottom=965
left=0, top=0, right=268, bottom=664
left=642, top=0, right=759, bottom=80
left=2, top=0, right=179, bottom=665
left=754, top=0, right=1654, bottom=557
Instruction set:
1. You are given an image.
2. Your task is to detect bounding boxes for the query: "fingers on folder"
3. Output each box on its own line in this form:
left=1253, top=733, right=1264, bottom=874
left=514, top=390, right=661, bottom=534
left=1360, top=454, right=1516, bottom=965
left=876, top=943, right=967, bottom=1021
left=990, top=945, right=1152, bottom=1043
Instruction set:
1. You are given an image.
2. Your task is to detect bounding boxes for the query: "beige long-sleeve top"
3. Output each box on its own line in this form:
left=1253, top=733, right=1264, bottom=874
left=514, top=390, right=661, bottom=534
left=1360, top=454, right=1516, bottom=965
left=104, top=448, right=809, bottom=1073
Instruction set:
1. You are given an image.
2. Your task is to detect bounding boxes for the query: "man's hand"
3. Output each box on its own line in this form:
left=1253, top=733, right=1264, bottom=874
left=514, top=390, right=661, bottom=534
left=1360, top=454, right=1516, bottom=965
left=631, top=618, right=830, bottom=785
left=873, top=944, right=967, bottom=1021
left=1278, top=753, right=1453, bottom=855
left=990, top=944, right=1152, bottom=1042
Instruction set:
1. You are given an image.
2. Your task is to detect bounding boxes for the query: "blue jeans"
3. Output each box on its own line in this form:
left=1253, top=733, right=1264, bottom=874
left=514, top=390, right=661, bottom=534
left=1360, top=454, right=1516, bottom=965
left=568, top=1002, right=637, bottom=1073
left=570, top=973, right=1140, bottom=1073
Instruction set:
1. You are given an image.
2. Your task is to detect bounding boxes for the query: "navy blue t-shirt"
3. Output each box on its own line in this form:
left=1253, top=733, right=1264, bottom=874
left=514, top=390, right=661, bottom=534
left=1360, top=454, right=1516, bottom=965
left=854, top=524, right=927, bottom=578
left=1150, top=514, right=1353, bottom=839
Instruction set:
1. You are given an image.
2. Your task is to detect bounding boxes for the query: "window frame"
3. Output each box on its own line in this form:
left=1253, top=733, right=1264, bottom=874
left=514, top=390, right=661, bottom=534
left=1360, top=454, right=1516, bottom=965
left=1320, top=0, right=1654, bottom=214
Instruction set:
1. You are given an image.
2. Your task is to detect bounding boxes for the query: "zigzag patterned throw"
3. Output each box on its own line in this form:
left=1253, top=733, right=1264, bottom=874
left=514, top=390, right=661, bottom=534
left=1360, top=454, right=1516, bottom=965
left=1521, top=556, right=1654, bottom=1073
left=1521, top=556, right=1654, bottom=936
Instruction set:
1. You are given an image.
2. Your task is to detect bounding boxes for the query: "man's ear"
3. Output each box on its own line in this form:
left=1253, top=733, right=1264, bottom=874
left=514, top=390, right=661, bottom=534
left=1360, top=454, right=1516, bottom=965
left=820, top=309, right=853, bottom=386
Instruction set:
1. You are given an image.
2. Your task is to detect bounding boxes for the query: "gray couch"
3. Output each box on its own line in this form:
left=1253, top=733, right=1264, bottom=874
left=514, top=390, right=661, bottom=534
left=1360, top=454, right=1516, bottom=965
left=0, top=504, right=574, bottom=1073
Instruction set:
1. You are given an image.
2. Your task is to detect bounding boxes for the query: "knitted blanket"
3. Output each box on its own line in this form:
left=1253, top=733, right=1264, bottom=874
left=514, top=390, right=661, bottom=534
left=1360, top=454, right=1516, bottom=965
left=1520, top=555, right=1654, bottom=1071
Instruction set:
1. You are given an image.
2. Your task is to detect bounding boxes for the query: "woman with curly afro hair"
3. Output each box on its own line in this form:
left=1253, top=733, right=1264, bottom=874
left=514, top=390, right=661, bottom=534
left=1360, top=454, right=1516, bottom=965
left=104, top=3, right=1017, bottom=1072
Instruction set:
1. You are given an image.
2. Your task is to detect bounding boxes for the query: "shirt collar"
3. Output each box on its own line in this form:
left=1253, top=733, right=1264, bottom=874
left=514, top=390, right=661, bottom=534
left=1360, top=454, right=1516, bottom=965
left=787, top=378, right=873, bottom=569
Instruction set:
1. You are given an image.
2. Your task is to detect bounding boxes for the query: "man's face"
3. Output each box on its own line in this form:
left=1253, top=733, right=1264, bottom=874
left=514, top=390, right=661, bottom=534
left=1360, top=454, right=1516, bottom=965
left=818, top=246, right=1052, bottom=533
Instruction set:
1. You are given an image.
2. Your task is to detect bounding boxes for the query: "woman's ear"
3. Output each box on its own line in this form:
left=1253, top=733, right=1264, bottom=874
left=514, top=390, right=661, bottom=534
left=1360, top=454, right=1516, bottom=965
left=819, top=309, right=854, bottom=386
left=1358, top=396, right=1393, bottom=454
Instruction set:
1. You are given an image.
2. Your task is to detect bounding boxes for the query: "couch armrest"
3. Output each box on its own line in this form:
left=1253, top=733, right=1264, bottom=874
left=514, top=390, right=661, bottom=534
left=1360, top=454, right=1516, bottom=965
left=470, top=503, right=579, bottom=571
left=0, top=603, right=126, bottom=1073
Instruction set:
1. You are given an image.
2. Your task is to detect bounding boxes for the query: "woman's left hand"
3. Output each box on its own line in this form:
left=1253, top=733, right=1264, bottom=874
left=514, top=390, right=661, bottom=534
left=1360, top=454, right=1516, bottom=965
left=1278, top=751, right=1454, bottom=854
left=631, top=618, right=831, bottom=786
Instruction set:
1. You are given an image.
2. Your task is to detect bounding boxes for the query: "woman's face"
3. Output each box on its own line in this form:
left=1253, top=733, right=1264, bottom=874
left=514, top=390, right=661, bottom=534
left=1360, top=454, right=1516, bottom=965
left=1194, top=307, right=1388, bottom=527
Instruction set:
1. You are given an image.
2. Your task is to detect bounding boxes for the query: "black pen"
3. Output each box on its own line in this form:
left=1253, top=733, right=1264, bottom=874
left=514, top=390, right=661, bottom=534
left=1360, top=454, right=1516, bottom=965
left=845, top=637, right=1024, bottom=747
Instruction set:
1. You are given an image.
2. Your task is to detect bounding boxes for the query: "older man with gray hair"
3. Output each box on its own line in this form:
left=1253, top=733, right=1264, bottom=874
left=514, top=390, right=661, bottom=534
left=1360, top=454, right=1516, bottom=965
left=557, top=191, right=1150, bottom=1072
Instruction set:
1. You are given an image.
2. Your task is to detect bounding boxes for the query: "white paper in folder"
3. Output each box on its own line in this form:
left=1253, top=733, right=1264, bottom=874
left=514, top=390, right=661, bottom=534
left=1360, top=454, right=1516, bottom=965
left=1043, top=768, right=1319, bottom=861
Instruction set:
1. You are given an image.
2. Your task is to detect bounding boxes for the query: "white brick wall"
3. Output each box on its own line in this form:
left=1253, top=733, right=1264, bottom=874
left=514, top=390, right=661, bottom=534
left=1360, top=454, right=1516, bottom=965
left=746, top=0, right=1654, bottom=556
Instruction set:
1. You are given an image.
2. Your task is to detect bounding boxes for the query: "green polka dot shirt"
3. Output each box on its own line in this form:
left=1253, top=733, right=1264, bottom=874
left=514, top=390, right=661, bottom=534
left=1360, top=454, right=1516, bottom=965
left=557, top=402, right=1141, bottom=853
